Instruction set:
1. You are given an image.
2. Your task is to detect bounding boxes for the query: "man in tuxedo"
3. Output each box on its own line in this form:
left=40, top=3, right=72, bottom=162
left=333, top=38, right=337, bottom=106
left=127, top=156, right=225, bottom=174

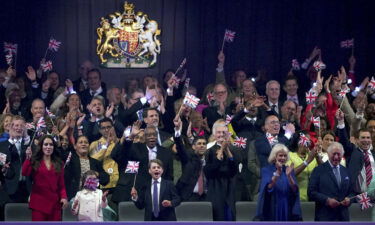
left=131, top=159, right=180, bottom=221
left=173, top=117, right=208, bottom=201
left=265, top=80, right=283, bottom=118
left=0, top=115, right=31, bottom=203
left=80, top=68, right=108, bottom=109
left=73, top=60, right=94, bottom=92
left=255, top=115, right=296, bottom=168
left=281, top=76, right=306, bottom=107
left=308, top=142, right=352, bottom=221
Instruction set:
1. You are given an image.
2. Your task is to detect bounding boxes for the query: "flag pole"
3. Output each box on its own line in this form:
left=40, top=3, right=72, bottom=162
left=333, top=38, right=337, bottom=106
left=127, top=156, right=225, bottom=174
left=133, top=173, right=137, bottom=188
left=351, top=39, right=355, bottom=57
left=221, top=34, right=226, bottom=52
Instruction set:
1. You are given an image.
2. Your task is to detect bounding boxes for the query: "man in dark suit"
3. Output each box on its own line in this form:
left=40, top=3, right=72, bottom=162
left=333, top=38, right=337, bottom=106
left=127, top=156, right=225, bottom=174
left=255, top=115, right=296, bottom=168
left=336, top=109, right=375, bottom=194
left=143, top=108, right=171, bottom=145
left=173, top=117, right=208, bottom=201
left=281, top=76, right=307, bottom=108
left=0, top=115, right=31, bottom=203
left=265, top=80, right=283, bottom=118
left=73, top=60, right=94, bottom=92
left=79, top=68, right=108, bottom=110
left=308, top=142, right=353, bottom=221
left=131, top=159, right=180, bottom=221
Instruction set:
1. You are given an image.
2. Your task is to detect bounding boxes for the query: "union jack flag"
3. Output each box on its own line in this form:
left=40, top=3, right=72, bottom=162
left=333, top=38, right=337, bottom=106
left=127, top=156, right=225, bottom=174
left=368, top=77, right=375, bottom=90
left=338, top=87, right=350, bottom=98
left=305, top=90, right=318, bottom=104
left=233, top=136, right=247, bottom=148
left=311, top=116, right=320, bottom=128
left=340, top=39, right=354, bottom=48
left=48, top=38, right=61, bottom=52
left=225, top=114, right=233, bottom=125
left=46, top=107, right=55, bottom=118
left=41, top=60, right=53, bottom=72
left=64, top=152, right=72, bottom=168
left=298, top=133, right=311, bottom=147
left=356, top=192, right=373, bottom=210
left=183, top=92, right=200, bottom=109
left=3, top=42, right=17, bottom=54
left=224, top=29, right=236, bottom=42
left=266, top=133, right=278, bottom=146
left=5, top=53, right=12, bottom=65
left=84, top=177, right=99, bottom=190
left=125, top=161, right=140, bottom=173
left=36, top=117, right=46, bottom=129
left=25, top=123, right=35, bottom=130
left=292, top=59, right=300, bottom=71
left=206, top=92, right=214, bottom=102
left=313, top=61, right=326, bottom=71
left=170, top=75, right=180, bottom=87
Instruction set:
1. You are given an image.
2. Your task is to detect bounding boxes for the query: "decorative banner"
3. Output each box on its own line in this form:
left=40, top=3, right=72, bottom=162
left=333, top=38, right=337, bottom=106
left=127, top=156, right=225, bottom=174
left=96, top=1, right=161, bottom=68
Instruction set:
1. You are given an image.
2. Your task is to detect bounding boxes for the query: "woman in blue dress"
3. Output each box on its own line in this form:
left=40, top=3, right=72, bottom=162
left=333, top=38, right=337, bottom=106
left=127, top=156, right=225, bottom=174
left=255, top=144, right=302, bottom=221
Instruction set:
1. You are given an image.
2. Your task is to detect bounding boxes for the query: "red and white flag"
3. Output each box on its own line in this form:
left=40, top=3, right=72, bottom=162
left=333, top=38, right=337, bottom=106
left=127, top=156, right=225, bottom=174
left=183, top=92, right=200, bottom=109
left=41, top=60, right=53, bottom=72
left=313, top=61, right=326, bottom=71
left=125, top=161, right=140, bottom=173
left=356, top=192, right=373, bottom=210
left=64, top=152, right=72, bottom=168
left=48, top=38, right=61, bottom=52
left=305, top=90, right=318, bottom=104
left=292, top=59, right=300, bottom=71
left=298, top=133, right=311, bottom=147
left=25, top=123, right=35, bottom=130
left=224, top=29, right=236, bottom=42
left=36, top=117, right=46, bottom=129
left=368, top=77, right=375, bottom=90
left=266, top=133, right=278, bottom=146
left=311, top=116, right=320, bottom=128
left=338, top=87, right=350, bottom=98
left=233, top=136, right=247, bottom=148
left=207, top=92, right=214, bottom=102
left=225, top=114, right=233, bottom=125
left=4, top=42, right=17, bottom=54
left=170, top=75, right=181, bottom=87
left=46, top=107, right=55, bottom=118
left=340, top=39, right=354, bottom=48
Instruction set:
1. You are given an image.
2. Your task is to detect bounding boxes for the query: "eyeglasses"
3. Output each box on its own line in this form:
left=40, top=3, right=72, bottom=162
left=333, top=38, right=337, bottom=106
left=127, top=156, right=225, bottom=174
left=100, top=125, right=113, bottom=130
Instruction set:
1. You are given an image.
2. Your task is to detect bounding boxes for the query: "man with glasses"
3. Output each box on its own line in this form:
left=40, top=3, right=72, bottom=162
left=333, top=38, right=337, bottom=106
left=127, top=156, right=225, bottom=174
left=88, top=117, right=119, bottom=211
left=255, top=115, right=296, bottom=168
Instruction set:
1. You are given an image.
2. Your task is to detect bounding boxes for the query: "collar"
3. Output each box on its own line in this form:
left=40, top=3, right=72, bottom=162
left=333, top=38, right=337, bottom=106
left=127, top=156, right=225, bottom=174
left=268, top=101, right=278, bottom=107
left=359, top=145, right=373, bottom=153
left=246, top=116, right=257, bottom=121
left=147, top=146, right=157, bottom=153
left=152, top=177, right=162, bottom=184
left=90, top=86, right=103, bottom=95
left=328, top=160, right=340, bottom=169
left=9, top=137, right=22, bottom=145
left=287, top=94, right=298, bottom=99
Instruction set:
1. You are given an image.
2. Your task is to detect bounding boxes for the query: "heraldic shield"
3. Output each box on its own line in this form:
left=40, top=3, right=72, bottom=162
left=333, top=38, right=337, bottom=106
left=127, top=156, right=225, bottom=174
left=96, top=1, right=161, bottom=68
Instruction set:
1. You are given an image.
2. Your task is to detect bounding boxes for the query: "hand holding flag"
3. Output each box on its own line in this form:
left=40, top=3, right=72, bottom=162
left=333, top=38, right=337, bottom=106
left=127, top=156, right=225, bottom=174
left=356, top=192, right=373, bottom=210
left=41, top=60, right=53, bottom=72
left=48, top=38, right=61, bottom=52
left=313, top=61, right=326, bottom=72
left=183, top=92, right=200, bottom=109
left=125, top=161, right=140, bottom=173
left=221, top=29, right=236, bottom=51
left=306, top=90, right=318, bottom=104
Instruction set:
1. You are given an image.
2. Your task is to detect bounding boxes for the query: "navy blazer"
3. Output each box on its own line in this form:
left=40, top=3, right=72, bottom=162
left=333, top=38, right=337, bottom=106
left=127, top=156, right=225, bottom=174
left=133, top=178, right=181, bottom=221
left=255, top=134, right=293, bottom=169
left=308, top=162, right=352, bottom=221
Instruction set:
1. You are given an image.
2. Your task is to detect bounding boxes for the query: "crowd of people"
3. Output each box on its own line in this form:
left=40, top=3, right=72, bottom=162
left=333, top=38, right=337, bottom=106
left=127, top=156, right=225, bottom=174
left=0, top=46, right=375, bottom=222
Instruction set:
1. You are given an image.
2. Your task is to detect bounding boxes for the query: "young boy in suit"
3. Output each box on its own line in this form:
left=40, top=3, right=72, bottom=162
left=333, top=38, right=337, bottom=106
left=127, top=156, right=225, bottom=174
left=131, top=159, right=180, bottom=221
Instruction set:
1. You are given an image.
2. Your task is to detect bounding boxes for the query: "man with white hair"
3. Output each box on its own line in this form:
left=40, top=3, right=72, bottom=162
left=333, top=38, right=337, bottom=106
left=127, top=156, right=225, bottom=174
left=265, top=80, right=283, bottom=117
left=204, top=119, right=238, bottom=221
left=308, top=142, right=353, bottom=221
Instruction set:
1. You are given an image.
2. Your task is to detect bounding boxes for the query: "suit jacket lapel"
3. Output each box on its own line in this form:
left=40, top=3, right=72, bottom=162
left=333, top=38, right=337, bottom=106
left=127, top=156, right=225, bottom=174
left=326, top=163, right=340, bottom=189
left=159, top=179, right=166, bottom=206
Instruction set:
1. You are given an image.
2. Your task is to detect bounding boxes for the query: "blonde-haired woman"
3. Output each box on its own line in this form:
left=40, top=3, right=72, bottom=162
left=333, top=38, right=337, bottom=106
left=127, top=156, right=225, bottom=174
left=255, top=144, right=302, bottom=221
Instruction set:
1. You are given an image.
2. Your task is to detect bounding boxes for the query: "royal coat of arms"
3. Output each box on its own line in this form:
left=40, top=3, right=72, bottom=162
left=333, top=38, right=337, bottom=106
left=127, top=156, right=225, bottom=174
left=96, top=1, right=161, bottom=68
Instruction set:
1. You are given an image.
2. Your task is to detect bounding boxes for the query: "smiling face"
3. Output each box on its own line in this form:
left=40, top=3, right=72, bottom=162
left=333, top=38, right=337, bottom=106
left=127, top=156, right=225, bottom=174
left=357, top=130, right=372, bottom=151
left=149, top=161, right=164, bottom=180
left=328, top=147, right=343, bottom=167
left=42, top=137, right=54, bottom=156
left=9, top=119, right=25, bottom=139
left=265, top=115, right=280, bottom=135
left=75, top=136, right=89, bottom=157
left=145, top=127, right=158, bottom=148
left=31, top=99, right=45, bottom=121
left=192, top=138, right=207, bottom=157
left=275, top=151, right=288, bottom=165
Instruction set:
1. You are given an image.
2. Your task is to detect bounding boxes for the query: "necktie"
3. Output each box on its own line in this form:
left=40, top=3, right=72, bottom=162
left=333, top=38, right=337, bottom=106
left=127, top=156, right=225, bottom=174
left=364, top=151, right=372, bottom=187
left=271, top=104, right=277, bottom=113
left=333, top=166, right=341, bottom=186
left=91, top=90, right=96, bottom=96
left=153, top=180, right=159, bottom=218
left=197, top=160, right=205, bottom=195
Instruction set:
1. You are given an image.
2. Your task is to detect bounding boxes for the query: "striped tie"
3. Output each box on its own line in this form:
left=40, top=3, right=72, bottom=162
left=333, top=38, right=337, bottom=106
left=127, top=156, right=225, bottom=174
left=364, top=151, right=372, bottom=187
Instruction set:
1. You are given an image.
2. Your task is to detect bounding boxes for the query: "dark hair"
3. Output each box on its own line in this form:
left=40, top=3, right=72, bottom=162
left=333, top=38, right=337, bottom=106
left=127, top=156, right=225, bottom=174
left=80, top=170, right=98, bottom=190
left=98, top=117, right=113, bottom=127
left=192, top=136, right=207, bottom=146
left=321, top=130, right=335, bottom=139
left=356, top=128, right=371, bottom=139
left=148, top=159, right=163, bottom=169
left=283, top=75, right=299, bottom=86
left=87, top=68, right=102, bottom=79
left=31, top=135, right=62, bottom=173
left=142, top=107, right=158, bottom=120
